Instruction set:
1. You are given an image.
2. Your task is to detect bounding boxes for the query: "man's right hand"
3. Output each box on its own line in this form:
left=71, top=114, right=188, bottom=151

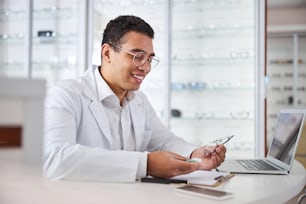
left=147, top=151, right=199, bottom=179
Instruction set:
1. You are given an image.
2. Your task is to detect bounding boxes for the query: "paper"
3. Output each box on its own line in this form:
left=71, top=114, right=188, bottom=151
left=172, top=170, right=233, bottom=186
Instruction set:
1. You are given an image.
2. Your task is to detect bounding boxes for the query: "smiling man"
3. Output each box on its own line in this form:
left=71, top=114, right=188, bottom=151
left=44, top=15, right=226, bottom=182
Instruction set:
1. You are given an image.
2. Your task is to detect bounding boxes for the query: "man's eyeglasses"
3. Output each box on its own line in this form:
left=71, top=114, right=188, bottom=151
left=112, top=44, right=160, bottom=69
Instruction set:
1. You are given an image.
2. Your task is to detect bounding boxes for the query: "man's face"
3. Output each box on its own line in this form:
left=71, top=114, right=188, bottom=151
left=105, top=31, right=155, bottom=94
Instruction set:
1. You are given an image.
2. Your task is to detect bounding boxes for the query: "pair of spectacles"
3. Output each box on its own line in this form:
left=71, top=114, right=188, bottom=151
left=112, top=44, right=160, bottom=69
left=210, top=134, right=235, bottom=145
left=204, top=134, right=235, bottom=156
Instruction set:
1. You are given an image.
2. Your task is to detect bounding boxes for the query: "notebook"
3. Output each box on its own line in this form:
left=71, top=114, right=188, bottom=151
left=217, top=109, right=305, bottom=175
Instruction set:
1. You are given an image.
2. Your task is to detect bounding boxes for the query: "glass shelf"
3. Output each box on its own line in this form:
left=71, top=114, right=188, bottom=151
left=33, top=7, right=77, bottom=20
left=171, top=116, right=254, bottom=121
left=32, top=33, right=78, bottom=45
left=171, top=86, right=254, bottom=91
left=0, top=33, right=77, bottom=45
left=173, top=26, right=254, bottom=39
left=0, top=36, right=24, bottom=45
left=0, top=10, right=24, bottom=22
left=173, top=0, right=253, bottom=12
left=0, top=62, right=23, bottom=69
left=93, top=0, right=164, bottom=9
left=0, top=62, right=77, bottom=69
left=32, top=62, right=77, bottom=69
left=0, top=6, right=76, bottom=21
left=171, top=57, right=254, bottom=65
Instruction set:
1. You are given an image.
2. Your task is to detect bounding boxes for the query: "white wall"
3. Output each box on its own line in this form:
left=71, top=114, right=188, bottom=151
left=0, top=98, right=23, bottom=125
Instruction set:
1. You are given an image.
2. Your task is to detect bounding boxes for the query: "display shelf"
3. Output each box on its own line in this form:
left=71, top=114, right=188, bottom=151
left=33, top=7, right=77, bottom=20
left=0, top=62, right=77, bottom=69
left=171, top=58, right=254, bottom=65
left=32, top=34, right=78, bottom=45
left=171, top=116, right=254, bottom=121
left=0, top=63, right=23, bottom=69
left=172, top=26, right=254, bottom=39
left=93, top=0, right=164, bottom=7
left=173, top=0, right=254, bottom=12
left=0, top=10, right=24, bottom=22
left=171, top=86, right=254, bottom=91
left=0, top=6, right=76, bottom=21
left=169, top=0, right=262, bottom=157
left=32, top=62, right=76, bottom=68
left=0, top=63, right=25, bottom=78
left=0, top=37, right=24, bottom=45
left=0, top=34, right=77, bottom=45
left=266, top=31, right=306, bottom=141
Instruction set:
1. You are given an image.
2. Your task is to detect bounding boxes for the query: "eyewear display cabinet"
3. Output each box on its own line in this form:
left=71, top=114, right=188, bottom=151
left=266, top=30, right=306, bottom=143
left=0, top=0, right=86, bottom=83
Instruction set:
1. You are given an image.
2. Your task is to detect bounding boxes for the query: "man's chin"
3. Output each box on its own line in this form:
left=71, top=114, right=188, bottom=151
left=127, top=85, right=141, bottom=92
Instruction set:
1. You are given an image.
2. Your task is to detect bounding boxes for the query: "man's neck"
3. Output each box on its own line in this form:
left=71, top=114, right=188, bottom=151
left=99, top=66, right=127, bottom=106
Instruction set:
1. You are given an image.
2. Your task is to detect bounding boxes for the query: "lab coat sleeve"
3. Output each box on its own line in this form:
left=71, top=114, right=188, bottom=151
left=44, top=82, right=147, bottom=182
left=140, top=93, right=197, bottom=157
left=148, top=115, right=197, bottom=158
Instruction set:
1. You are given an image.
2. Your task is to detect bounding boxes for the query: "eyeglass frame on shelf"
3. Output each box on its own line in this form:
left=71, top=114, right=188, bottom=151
left=110, top=44, right=160, bottom=69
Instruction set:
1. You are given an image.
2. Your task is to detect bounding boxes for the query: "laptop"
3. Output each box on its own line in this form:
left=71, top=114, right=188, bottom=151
left=217, top=109, right=305, bottom=175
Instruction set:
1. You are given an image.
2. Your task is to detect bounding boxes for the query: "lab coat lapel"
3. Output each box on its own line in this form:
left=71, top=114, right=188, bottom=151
left=130, top=98, right=145, bottom=151
left=89, top=100, right=113, bottom=146
left=84, top=65, right=113, bottom=146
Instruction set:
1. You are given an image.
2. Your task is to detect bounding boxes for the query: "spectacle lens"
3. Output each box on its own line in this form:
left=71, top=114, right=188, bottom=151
left=111, top=44, right=160, bottom=69
left=132, top=52, right=159, bottom=69
left=133, top=52, right=147, bottom=66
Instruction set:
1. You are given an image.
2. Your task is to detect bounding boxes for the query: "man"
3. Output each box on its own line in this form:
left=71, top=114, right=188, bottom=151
left=44, top=15, right=226, bottom=182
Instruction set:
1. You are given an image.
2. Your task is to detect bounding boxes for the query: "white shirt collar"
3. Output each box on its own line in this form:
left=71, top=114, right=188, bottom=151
left=94, top=66, right=135, bottom=102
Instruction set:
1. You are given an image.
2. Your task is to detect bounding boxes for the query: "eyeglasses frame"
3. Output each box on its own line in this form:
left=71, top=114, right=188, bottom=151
left=110, top=44, right=160, bottom=69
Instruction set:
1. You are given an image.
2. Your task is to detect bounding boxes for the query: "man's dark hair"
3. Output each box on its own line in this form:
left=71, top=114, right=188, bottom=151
left=101, top=15, right=154, bottom=50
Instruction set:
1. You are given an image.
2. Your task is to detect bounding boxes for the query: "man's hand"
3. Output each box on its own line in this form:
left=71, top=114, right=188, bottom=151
left=147, top=151, right=199, bottom=178
left=190, top=144, right=227, bottom=170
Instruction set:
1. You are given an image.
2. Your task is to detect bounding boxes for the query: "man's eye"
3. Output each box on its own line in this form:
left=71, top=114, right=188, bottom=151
left=135, top=53, right=145, bottom=60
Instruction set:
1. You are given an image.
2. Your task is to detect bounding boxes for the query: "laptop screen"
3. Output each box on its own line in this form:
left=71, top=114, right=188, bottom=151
left=268, top=112, right=305, bottom=165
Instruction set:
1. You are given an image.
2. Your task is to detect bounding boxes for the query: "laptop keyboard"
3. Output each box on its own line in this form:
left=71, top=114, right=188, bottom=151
left=237, top=160, right=280, bottom=170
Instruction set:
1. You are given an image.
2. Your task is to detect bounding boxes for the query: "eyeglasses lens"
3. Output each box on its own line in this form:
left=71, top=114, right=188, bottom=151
left=133, top=52, right=159, bottom=69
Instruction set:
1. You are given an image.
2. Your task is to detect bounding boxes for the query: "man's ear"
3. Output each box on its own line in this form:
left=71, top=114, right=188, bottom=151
left=101, top=44, right=111, bottom=63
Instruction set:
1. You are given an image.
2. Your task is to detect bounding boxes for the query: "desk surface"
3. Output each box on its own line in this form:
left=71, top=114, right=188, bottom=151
left=1, top=149, right=305, bottom=204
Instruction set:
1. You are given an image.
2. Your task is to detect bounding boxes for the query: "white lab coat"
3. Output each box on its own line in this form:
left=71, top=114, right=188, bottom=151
left=44, top=65, right=196, bottom=182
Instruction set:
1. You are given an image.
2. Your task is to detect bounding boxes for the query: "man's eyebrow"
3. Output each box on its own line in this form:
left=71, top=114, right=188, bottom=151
left=130, top=48, right=155, bottom=56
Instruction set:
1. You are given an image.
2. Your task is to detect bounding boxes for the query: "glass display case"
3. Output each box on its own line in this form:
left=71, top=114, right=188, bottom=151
left=0, top=0, right=26, bottom=78
left=170, top=0, right=265, bottom=158
left=0, top=0, right=87, bottom=83
left=31, top=0, right=86, bottom=83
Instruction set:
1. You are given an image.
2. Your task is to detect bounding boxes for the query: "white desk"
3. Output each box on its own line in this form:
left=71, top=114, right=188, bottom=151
left=1, top=149, right=305, bottom=204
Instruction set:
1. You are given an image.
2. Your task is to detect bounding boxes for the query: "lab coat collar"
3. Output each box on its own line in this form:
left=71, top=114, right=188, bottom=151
left=94, top=66, right=135, bottom=103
